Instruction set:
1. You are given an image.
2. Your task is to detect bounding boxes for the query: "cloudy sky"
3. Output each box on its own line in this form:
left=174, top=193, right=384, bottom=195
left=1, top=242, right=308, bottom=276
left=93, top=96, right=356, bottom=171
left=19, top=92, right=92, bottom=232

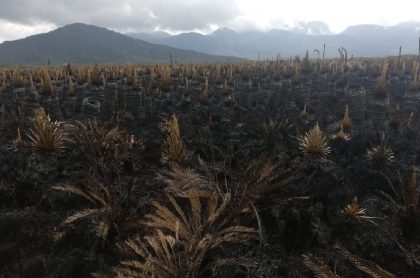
left=0, top=0, right=419, bottom=42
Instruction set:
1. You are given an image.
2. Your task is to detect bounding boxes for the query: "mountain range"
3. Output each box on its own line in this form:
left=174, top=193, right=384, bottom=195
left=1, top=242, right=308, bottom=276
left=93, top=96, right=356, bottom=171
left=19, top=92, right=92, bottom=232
left=1, top=21, right=419, bottom=65
left=0, top=23, right=238, bottom=65
left=127, top=22, right=420, bottom=59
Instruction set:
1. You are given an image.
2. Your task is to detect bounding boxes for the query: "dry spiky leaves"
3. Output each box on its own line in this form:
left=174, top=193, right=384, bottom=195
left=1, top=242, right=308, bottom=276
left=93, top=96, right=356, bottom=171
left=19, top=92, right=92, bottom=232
left=113, top=191, right=257, bottom=277
left=302, top=254, right=339, bottom=278
left=377, top=61, right=389, bottom=88
left=298, top=122, right=330, bottom=160
left=41, top=70, right=54, bottom=95
left=343, top=196, right=377, bottom=224
left=27, top=107, right=65, bottom=156
left=53, top=181, right=136, bottom=240
left=157, top=167, right=214, bottom=196
left=90, top=60, right=103, bottom=87
left=336, top=246, right=396, bottom=278
left=366, top=133, right=394, bottom=165
left=160, top=114, right=189, bottom=168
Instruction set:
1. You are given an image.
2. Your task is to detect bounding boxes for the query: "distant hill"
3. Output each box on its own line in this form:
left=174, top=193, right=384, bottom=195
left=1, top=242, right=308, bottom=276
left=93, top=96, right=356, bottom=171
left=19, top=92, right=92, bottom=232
left=0, top=23, right=239, bottom=65
left=128, top=22, right=420, bottom=59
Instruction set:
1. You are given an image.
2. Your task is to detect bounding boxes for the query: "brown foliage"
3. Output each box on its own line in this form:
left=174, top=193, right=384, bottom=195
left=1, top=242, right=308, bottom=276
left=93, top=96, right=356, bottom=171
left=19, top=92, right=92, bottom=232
left=113, top=190, right=257, bottom=277
left=298, top=122, right=330, bottom=160
left=160, top=114, right=189, bottom=168
left=27, top=107, right=65, bottom=156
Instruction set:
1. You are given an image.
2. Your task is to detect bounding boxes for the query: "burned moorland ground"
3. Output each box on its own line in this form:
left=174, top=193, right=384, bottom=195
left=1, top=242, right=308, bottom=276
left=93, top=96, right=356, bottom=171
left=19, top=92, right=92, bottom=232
left=0, top=55, right=419, bottom=277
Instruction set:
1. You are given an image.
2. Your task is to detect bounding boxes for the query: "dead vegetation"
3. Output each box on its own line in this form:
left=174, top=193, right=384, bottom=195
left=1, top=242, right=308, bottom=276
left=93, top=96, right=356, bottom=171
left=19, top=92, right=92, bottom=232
left=27, top=107, right=65, bottom=156
left=111, top=191, right=257, bottom=277
left=1, top=57, right=420, bottom=277
left=298, top=122, right=330, bottom=160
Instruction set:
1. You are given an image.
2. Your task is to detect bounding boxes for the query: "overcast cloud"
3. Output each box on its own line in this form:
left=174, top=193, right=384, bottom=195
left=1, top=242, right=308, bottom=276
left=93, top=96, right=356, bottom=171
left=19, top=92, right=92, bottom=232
left=0, top=0, right=419, bottom=42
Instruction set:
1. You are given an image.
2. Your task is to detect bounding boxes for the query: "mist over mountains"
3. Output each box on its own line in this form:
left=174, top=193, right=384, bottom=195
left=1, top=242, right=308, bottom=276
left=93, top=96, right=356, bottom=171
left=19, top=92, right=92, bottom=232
left=127, top=21, right=420, bottom=59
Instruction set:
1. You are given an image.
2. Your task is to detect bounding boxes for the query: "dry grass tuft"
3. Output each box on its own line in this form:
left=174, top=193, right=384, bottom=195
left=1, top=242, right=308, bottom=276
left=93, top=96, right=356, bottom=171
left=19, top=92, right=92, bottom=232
left=366, top=133, right=394, bottom=165
left=336, top=245, right=396, bottom=278
left=302, top=254, right=338, bottom=278
left=41, top=70, right=54, bottom=95
left=160, top=114, right=189, bottom=167
left=343, top=196, right=377, bottom=224
left=298, top=122, right=330, bottom=160
left=113, top=191, right=257, bottom=277
left=374, top=60, right=389, bottom=98
left=157, top=166, right=214, bottom=195
left=52, top=181, right=136, bottom=240
left=27, top=107, right=65, bottom=156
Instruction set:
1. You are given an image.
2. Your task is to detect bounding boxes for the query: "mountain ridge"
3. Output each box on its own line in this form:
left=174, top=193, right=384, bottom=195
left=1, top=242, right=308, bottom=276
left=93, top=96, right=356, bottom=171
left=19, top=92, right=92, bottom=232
left=128, top=22, right=420, bottom=59
left=0, top=23, right=240, bottom=65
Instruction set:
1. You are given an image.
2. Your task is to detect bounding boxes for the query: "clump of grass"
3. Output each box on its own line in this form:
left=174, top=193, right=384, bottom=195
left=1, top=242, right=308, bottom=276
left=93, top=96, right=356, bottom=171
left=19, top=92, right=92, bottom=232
left=336, top=245, right=396, bottom=278
left=41, top=70, right=54, bottom=95
left=53, top=180, right=137, bottom=241
left=343, top=196, right=377, bottom=224
left=89, top=60, right=104, bottom=87
left=27, top=75, right=36, bottom=96
left=160, top=114, right=189, bottom=167
left=374, top=60, right=389, bottom=99
left=302, top=254, right=337, bottom=278
left=159, top=66, right=172, bottom=92
left=27, top=107, right=65, bottom=156
left=158, top=156, right=301, bottom=233
left=366, top=132, right=394, bottom=165
left=298, top=122, right=330, bottom=160
left=112, top=190, right=257, bottom=277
